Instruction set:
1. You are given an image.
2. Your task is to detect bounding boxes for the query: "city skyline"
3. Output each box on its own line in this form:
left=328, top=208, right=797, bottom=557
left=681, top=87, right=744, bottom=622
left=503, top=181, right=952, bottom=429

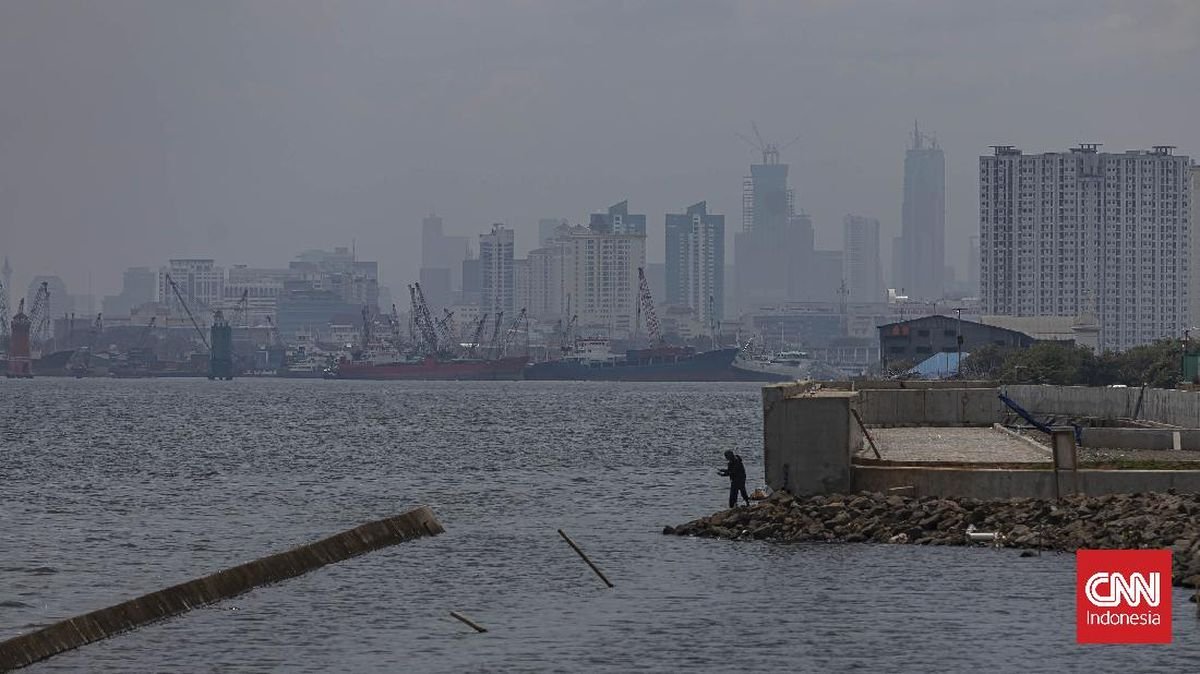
left=3, top=2, right=1197, bottom=299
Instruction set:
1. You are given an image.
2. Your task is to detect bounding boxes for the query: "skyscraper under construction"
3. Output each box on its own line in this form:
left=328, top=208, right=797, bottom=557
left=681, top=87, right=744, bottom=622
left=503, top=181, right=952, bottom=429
left=894, top=122, right=946, bottom=301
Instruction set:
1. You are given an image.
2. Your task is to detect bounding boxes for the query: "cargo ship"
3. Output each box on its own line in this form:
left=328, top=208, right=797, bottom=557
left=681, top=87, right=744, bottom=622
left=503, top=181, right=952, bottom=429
left=523, top=339, right=740, bottom=381
left=332, top=354, right=528, bottom=381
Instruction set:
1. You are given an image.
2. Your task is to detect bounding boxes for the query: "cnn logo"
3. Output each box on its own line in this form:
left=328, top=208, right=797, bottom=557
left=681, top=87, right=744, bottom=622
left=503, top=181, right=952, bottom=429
left=1076, top=550, right=1171, bottom=644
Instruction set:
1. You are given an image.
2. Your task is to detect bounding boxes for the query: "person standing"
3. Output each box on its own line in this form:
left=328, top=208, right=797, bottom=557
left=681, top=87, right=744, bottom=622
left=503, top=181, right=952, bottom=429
left=719, top=450, right=750, bottom=508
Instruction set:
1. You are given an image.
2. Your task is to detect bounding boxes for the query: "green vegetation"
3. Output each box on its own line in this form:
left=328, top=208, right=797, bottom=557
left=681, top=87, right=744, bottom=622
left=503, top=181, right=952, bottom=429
left=960, top=339, right=1190, bottom=388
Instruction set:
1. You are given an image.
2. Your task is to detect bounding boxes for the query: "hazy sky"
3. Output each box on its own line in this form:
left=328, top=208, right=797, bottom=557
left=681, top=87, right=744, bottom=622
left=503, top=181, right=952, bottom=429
left=1, top=0, right=1198, bottom=298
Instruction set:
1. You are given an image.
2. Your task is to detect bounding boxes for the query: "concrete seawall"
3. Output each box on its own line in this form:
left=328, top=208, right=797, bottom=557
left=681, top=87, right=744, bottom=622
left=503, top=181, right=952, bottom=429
left=0, top=506, right=443, bottom=671
left=763, top=382, right=1200, bottom=499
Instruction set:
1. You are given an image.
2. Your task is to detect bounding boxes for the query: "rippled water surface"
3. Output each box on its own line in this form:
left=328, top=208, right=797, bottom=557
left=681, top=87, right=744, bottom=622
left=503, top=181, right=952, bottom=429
left=1, top=379, right=1198, bottom=672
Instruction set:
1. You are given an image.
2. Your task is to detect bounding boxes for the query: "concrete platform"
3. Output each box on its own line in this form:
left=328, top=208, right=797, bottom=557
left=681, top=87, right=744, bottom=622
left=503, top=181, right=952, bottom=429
left=858, top=427, right=1050, bottom=464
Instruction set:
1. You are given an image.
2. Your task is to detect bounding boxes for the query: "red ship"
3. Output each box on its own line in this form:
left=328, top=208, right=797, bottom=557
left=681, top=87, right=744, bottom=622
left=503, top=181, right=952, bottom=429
left=332, top=355, right=527, bottom=381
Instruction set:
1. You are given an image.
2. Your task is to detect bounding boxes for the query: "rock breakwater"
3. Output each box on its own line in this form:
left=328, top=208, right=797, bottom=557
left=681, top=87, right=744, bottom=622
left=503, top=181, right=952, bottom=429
left=664, top=491, right=1200, bottom=588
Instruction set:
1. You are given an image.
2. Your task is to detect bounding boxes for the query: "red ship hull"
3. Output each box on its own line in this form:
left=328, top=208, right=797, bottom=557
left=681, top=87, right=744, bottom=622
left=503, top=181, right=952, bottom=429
left=333, top=355, right=527, bottom=381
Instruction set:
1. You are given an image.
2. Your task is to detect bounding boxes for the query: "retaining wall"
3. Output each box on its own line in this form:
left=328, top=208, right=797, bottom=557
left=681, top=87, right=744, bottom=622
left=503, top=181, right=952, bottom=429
left=1005, top=384, right=1200, bottom=428
left=853, top=465, right=1200, bottom=500
left=1081, top=427, right=1200, bottom=451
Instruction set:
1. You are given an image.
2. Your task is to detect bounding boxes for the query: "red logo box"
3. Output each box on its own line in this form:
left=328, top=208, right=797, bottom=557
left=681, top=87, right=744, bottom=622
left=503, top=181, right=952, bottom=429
left=1076, top=549, right=1172, bottom=644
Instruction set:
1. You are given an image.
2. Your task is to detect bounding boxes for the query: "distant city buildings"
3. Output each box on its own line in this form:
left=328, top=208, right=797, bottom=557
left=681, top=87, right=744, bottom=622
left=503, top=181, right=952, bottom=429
left=842, top=215, right=883, bottom=303
left=980, top=144, right=1192, bottom=350
left=894, top=122, right=946, bottom=300
left=665, top=201, right=725, bottom=325
left=479, top=224, right=515, bottom=318
left=589, top=201, right=646, bottom=236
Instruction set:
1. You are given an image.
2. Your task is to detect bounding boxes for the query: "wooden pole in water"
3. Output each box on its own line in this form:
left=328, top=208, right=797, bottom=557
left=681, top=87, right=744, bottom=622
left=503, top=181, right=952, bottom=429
left=449, top=611, right=488, bottom=633
left=557, top=529, right=614, bottom=588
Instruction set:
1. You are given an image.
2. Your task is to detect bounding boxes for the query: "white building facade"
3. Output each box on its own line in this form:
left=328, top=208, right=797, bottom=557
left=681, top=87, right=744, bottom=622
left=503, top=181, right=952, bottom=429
left=479, top=224, right=515, bottom=318
left=980, top=145, right=1191, bottom=351
left=158, top=259, right=225, bottom=318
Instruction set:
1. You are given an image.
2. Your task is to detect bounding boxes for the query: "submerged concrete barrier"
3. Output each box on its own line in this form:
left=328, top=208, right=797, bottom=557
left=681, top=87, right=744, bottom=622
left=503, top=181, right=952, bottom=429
left=0, top=506, right=443, bottom=671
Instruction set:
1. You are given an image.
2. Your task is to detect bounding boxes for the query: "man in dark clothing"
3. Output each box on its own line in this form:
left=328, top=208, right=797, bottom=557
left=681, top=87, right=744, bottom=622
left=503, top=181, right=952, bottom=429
left=719, top=450, right=751, bottom=508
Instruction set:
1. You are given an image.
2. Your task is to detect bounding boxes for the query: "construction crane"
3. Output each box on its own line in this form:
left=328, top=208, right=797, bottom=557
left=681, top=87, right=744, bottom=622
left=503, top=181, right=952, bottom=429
left=467, top=313, right=489, bottom=358
left=735, top=121, right=801, bottom=165
left=497, top=308, right=527, bottom=358
left=27, top=281, right=51, bottom=346
left=636, top=267, right=663, bottom=346
left=165, top=273, right=210, bottom=351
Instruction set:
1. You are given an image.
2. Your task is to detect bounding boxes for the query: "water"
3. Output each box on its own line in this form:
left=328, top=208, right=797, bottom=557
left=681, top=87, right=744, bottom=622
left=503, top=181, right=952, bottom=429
left=1, top=379, right=1197, bottom=672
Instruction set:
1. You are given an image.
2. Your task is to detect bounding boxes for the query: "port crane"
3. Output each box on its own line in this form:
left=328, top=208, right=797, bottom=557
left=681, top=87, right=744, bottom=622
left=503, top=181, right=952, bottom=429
left=636, top=267, right=663, bottom=346
left=165, top=273, right=210, bottom=351
left=67, top=313, right=103, bottom=377
left=408, top=283, right=440, bottom=356
left=497, top=308, right=527, bottom=358
left=27, top=281, right=51, bottom=346
left=467, top=313, right=489, bottom=358
left=434, top=309, right=456, bottom=352
left=0, top=277, right=9, bottom=342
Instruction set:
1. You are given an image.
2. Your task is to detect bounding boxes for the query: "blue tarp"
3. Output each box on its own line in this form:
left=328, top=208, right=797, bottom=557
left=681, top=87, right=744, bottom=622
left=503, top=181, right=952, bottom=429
left=909, top=351, right=968, bottom=379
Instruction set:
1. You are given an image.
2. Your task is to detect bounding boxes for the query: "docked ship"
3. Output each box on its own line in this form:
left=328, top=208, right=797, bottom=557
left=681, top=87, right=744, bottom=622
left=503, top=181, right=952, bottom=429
left=524, top=338, right=740, bottom=382
left=333, top=354, right=527, bottom=381
left=730, top=349, right=844, bottom=382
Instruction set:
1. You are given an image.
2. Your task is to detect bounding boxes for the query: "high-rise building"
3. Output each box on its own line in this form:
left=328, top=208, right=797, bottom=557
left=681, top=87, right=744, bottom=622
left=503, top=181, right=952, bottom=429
left=479, top=224, right=515, bottom=317
left=896, top=122, right=946, bottom=300
left=513, top=258, right=531, bottom=315
left=980, top=144, right=1192, bottom=350
left=665, top=201, right=725, bottom=324
left=554, top=224, right=645, bottom=336
left=159, top=260, right=224, bottom=317
left=1190, top=165, right=1200, bottom=333
left=734, top=147, right=819, bottom=311
left=538, top=218, right=568, bottom=247
left=421, top=213, right=469, bottom=293
left=843, top=215, right=883, bottom=303
left=102, top=266, right=158, bottom=316
left=589, top=201, right=646, bottom=235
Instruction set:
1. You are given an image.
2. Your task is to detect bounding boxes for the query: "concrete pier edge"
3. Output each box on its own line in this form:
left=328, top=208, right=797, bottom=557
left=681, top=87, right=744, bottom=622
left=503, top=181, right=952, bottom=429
left=0, top=506, right=444, bottom=671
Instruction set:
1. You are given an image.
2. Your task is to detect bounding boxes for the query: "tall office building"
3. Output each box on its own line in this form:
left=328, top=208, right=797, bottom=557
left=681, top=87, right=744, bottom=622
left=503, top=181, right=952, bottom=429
left=665, top=201, right=725, bottom=324
left=980, top=144, right=1191, bottom=351
left=420, top=213, right=469, bottom=305
left=895, top=122, right=946, bottom=300
left=479, top=224, right=515, bottom=318
left=843, top=215, right=883, bottom=303
left=589, top=201, right=646, bottom=235
left=734, top=147, right=815, bottom=310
